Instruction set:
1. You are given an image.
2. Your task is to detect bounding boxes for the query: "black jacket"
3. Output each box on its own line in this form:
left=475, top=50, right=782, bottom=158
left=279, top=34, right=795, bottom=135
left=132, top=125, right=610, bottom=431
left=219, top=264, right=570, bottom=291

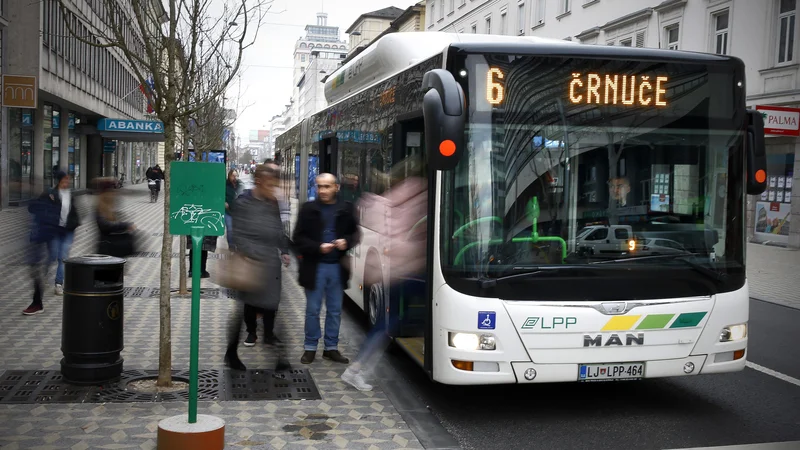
left=225, top=180, right=241, bottom=212
left=32, top=188, right=80, bottom=236
left=292, top=199, right=360, bottom=290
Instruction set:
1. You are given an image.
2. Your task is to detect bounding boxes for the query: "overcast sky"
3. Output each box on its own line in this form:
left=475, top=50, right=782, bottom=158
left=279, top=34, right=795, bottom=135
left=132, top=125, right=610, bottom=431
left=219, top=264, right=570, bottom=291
left=229, top=0, right=419, bottom=139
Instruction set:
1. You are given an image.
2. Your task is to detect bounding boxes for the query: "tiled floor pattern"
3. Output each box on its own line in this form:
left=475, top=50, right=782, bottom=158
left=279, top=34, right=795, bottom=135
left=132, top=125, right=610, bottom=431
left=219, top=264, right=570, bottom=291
left=0, top=183, right=423, bottom=449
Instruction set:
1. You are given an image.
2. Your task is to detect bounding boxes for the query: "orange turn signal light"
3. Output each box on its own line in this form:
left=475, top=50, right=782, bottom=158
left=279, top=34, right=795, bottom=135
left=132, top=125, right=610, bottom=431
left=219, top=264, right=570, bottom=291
left=755, top=169, right=767, bottom=184
left=733, top=349, right=746, bottom=360
left=439, top=140, right=456, bottom=157
left=452, top=360, right=474, bottom=371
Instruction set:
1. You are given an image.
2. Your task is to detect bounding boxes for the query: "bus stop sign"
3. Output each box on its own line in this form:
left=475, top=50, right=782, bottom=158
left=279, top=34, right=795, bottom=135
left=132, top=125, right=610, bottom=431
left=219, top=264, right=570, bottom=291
left=169, top=161, right=226, bottom=237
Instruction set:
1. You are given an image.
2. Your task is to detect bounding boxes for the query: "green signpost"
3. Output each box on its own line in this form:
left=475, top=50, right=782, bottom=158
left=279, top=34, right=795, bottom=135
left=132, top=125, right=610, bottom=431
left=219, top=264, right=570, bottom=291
left=169, top=161, right=225, bottom=424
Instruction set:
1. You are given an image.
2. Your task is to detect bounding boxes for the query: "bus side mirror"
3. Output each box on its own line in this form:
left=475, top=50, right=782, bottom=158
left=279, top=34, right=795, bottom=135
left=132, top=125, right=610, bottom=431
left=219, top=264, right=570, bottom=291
left=746, top=109, right=767, bottom=195
left=422, top=69, right=466, bottom=171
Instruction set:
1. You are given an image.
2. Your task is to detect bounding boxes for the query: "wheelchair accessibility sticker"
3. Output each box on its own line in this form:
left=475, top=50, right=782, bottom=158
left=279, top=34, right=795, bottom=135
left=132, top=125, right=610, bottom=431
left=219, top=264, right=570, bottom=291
left=478, top=311, right=496, bottom=330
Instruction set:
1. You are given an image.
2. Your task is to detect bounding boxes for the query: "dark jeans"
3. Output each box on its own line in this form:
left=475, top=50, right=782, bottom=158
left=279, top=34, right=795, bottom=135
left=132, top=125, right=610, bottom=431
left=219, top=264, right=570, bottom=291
left=188, top=247, right=208, bottom=273
left=244, top=304, right=276, bottom=336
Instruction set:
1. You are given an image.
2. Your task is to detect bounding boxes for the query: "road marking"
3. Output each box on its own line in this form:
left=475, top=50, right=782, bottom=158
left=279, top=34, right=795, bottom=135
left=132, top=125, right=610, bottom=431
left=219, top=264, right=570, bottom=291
left=671, top=441, right=800, bottom=449
left=746, top=361, right=800, bottom=388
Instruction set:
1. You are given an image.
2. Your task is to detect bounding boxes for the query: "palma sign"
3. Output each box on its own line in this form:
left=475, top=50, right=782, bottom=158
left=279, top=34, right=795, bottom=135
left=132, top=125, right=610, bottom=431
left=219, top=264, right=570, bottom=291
left=97, top=118, right=165, bottom=133
left=756, top=105, right=800, bottom=137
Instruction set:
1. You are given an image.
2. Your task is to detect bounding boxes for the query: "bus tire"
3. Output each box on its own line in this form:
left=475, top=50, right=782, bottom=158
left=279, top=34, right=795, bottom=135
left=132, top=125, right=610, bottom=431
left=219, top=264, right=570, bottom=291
left=364, top=253, right=384, bottom=329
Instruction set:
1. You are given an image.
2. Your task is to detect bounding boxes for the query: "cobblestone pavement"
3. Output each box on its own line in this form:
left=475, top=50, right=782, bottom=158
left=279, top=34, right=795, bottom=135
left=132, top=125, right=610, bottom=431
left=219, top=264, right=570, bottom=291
left=746, top=243, right=800, bottom=309
left=0, top=183, right=423, bottom=450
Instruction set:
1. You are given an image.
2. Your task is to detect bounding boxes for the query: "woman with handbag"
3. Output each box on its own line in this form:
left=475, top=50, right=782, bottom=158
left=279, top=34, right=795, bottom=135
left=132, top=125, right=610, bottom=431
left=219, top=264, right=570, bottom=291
left=223, top=164, right=291, bottom=371
left=96, top=179, right=137, bottom=258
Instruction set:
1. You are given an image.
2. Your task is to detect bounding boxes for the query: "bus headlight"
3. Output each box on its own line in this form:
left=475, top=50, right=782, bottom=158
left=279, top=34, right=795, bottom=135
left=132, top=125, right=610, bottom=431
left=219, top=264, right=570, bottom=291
left=719, top=323, right=747, bottom=342
left=449, top=332, right=496, bottom=350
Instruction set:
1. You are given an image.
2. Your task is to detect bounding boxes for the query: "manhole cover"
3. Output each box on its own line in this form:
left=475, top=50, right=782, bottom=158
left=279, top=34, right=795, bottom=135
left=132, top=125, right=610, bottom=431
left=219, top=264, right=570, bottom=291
left=225, top=369, right=321, bottom=401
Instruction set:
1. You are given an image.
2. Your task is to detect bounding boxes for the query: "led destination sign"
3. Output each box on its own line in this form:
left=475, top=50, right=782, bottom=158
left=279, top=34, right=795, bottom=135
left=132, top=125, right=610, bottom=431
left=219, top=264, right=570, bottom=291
left=486, top=68, right=669, bottom=107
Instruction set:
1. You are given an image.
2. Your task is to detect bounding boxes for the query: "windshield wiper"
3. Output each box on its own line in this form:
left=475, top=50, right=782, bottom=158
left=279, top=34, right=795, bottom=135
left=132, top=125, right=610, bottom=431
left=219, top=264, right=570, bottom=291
left=590, top=253, right=727, bottom=282
left=477, top=265, right=585, bottom=288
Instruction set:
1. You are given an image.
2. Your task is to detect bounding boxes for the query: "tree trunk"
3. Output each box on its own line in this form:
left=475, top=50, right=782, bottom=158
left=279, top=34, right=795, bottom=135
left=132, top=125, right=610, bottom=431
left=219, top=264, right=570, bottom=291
left=157, top=119, right=177, bottom=388
left=178, top=118, right=189, bottom=295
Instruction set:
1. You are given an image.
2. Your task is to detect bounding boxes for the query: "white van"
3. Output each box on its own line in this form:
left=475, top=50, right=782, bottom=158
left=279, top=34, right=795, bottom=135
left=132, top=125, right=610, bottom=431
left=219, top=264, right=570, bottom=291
left=575, top=225, right=634, bottom=258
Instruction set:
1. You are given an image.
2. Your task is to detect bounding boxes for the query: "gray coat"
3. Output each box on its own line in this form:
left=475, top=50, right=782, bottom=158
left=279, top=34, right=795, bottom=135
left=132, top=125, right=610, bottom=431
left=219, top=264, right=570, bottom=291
left=231, top=192, right=289, bottom=310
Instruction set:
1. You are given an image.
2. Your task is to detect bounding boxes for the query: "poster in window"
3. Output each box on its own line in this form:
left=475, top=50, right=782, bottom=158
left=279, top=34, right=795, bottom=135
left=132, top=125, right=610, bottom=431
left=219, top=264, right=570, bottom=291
left=778, top=177, right=786, bottom=188
left=769, top=176, right=777, bottom=187
left=761, top=190, right=769, bottom=201
left=777, top=190, right=785, bottom=202
left=787, top=177, right=793, bottom=189
left=768, top=191, right=776, bottom=201
left=785, top=190, right=792, bottom=203
left=754, top=201, right=791, bottom=243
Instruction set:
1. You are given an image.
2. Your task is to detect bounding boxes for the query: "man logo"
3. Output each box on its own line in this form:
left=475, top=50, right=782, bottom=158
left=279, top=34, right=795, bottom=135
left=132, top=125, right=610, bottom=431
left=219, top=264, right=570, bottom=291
left=584, top=333, right=644, bottom=347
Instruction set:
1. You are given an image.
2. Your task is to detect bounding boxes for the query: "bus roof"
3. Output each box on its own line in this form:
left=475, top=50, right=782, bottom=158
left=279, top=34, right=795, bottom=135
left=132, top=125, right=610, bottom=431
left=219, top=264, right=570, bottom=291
left=324, top=32, right=576, bottom=104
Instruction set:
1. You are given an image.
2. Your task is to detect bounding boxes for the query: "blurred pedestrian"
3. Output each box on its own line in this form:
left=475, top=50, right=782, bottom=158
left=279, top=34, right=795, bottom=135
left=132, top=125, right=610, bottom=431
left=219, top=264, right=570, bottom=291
left=342, top=157, right=427, bottom=391
left=225, top=169, right=241, bottom=249
left=264, top=159, right=290, bottom=233
left=95, top=178, right=137, bottom=258
left=292, top=173, right=360, bottom=365
left=225, top=164, right=291, bottom=371
left=22, top=171, right=80, bottom=315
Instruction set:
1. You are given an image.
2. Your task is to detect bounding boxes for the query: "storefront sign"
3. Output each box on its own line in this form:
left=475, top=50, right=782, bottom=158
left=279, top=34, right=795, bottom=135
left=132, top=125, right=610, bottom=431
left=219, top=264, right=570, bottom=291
left=97, top=118, right=164, bottom=133
left=2, top=75, right=37, bottom=108
left=756, top=105, right=800, bottom=136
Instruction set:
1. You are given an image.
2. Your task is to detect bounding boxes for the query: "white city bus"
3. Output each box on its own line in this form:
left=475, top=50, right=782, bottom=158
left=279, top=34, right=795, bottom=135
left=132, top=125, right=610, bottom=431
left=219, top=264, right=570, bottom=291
left=276, top=32, right=767, bottom=385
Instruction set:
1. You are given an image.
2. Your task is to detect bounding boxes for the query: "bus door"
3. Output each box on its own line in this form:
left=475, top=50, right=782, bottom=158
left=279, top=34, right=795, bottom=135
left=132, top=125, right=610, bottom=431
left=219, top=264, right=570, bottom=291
left=319, top=134, right=338, bottom=175
left=389, top=116, right=430, bottom=370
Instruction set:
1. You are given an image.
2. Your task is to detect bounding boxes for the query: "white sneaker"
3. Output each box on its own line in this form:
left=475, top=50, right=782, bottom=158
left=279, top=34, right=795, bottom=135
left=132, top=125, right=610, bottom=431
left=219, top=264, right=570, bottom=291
left=55, top=284, right=63, bottom=295
left=341, top=367, right=373, bottom=391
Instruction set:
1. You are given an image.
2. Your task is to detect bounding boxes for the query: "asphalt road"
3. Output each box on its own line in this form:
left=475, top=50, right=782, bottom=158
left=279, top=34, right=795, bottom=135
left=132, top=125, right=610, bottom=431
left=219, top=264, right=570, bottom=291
left=371, top=298, right=800, bottom=450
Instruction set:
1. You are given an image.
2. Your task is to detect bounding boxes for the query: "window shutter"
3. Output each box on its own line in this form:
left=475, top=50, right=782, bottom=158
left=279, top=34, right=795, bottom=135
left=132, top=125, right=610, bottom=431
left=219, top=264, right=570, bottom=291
left=635, top=31, right=646, bottom=48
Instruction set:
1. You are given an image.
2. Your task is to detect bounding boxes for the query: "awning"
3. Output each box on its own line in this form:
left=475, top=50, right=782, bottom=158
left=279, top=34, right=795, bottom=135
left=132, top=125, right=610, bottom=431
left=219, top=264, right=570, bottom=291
left=97, top=130, right=166, bottom=142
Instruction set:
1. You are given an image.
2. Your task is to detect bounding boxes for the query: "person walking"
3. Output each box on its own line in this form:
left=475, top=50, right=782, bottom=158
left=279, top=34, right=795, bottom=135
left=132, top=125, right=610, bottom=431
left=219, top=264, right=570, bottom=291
left=95, top=178, right=137, bottom=258
left=145, top=164, right=164, bottom=202
left=341, top=157, right=427, bottom=391
left=292, top=173, right=360, bottom=365
left=225, top=169, right=241, bottom=249
left=23, top=171, right=80, bottom=315
left=225, top=164, right=291, bottom=371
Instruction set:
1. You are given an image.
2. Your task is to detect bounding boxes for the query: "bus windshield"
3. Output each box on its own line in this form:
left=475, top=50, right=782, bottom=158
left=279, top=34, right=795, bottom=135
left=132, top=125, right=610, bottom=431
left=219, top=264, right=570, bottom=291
left=441, top=53, right=746, bottom=298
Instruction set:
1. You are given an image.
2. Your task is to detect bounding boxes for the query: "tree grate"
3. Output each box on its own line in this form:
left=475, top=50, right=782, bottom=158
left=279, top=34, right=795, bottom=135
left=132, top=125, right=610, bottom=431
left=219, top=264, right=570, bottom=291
left=120, top=286, right=236, bottom=299
left=0, top=368, right=320, bottom=404
left=128, top=252, right=225, bottom=259
left=225, top=369, right=321, bottom=401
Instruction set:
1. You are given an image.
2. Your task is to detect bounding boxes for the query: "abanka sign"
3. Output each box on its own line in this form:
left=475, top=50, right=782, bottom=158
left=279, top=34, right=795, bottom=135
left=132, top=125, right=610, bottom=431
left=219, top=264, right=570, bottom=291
left=756, top=105, right=800, bottom=137
left=97, top=118, right=165, bottom=133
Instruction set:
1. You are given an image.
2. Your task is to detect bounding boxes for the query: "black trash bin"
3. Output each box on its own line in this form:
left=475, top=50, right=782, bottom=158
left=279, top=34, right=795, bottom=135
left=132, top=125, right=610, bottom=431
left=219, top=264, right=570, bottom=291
left=61, top=255, right=126, bottom=384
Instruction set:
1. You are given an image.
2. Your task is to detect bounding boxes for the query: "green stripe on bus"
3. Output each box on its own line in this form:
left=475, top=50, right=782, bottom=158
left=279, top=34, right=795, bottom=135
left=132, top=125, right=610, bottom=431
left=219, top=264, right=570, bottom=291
left=669, top=312, right=707, bottom=328
left=636, top=314, right=675, bottom=329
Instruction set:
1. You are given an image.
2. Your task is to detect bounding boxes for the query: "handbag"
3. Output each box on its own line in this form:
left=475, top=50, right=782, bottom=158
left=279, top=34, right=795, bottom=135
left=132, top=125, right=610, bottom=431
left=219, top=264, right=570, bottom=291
left=99, top=231, right=135, bottom=257
left=214, top=250, right=264, bottom=292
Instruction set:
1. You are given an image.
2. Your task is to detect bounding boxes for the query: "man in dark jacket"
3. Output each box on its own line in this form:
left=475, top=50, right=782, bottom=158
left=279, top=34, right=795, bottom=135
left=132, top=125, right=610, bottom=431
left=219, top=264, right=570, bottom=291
left=292, top=173, right=359, bottom=365
left=23, top=171, right=80, bottom=315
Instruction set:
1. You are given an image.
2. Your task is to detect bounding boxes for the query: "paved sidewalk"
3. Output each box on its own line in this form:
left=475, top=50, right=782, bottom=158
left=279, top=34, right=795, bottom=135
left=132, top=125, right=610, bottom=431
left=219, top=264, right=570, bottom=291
left=746, top=243, right=800, bottom=309
left=0, top=183, right=423, bottom=450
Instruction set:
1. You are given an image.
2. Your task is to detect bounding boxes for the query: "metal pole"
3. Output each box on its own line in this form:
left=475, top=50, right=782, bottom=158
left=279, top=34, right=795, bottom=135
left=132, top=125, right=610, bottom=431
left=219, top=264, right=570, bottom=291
left=188, top=226, right=204, bottom=424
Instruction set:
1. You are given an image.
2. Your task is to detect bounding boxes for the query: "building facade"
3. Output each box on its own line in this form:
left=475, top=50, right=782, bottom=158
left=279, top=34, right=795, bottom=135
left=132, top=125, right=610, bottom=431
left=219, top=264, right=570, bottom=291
left=427, top=0, right=800, bottom=248
left=290, top=13, right=348, bottom=126
left=346, top=7, right=406, bottom=50
left=1, top=0, right=164, bottom=208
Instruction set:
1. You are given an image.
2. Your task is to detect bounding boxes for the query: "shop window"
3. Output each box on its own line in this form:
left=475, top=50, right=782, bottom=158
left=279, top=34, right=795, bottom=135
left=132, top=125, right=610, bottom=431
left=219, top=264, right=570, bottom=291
left=9, top=109, right=35, bottom=202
